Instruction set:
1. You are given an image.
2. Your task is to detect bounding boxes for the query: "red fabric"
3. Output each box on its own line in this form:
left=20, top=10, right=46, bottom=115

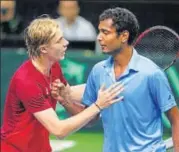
left=1, top=60, right=67, bottom=152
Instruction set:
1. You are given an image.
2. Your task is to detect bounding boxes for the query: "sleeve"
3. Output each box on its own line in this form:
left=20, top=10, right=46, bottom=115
left=82, top=68, right=98, bottom=106
left=149, top=69, right=177, bottom=112
left=16, top=80, right=52, bottom=113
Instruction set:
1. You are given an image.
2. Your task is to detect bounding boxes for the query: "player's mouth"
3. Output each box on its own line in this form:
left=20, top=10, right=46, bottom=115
left=63, top=45, right=68, bottom=51
left=100, top=44, right=107, bottom=50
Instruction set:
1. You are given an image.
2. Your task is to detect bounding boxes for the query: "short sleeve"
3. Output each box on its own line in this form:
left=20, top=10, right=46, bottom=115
left=82, top=69, right=97, bottom=106
left=149, top=69, right=176, bottom=112
left=16, top=80, right=52, bottom=113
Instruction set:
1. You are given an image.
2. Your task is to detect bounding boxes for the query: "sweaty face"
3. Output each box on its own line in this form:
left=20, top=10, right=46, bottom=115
left=45, top=30, right=69, bottom=61
left=97, top=19, right=123, bottom=55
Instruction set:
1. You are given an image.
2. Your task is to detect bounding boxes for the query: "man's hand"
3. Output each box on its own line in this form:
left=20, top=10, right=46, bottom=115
left=95, top=82, right=124, bottom=110
left=51, top=79, right=71, bottom=104
left=166, top=106, right=179, bottom=152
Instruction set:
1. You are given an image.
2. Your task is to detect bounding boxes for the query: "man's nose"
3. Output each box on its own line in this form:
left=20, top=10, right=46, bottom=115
left=97, top=33, right=102, bottom=41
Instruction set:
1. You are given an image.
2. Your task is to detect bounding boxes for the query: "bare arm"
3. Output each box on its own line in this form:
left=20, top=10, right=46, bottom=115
left=34, top=105, right=99, bottom=139
left=166, top=106, right=179, bottom=151
left=51, top=83, right=87, bottom=115
left=58, top=91, right=100, bottom=127
left=35, top=82, right=123, bottom=139
left=56, top=83, right=100, bottom=127
left=70, top=84, right=86, bottom=103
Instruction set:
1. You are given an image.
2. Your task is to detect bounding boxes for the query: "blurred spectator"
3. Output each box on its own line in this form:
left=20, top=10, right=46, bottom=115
left=55, top=0, right=97, bottom=41
left=0, top=0, right=24, bottom=36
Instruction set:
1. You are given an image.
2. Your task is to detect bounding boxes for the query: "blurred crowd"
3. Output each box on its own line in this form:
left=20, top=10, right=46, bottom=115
left=1, top=0, right=97, bottom=42
left=1, top=0, right=24, bottom=36
left=1, top=0, right=179, bottom=45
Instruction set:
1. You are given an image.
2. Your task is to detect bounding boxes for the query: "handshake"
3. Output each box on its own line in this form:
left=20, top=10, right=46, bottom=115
left=51, top=79, right=124, bottom=110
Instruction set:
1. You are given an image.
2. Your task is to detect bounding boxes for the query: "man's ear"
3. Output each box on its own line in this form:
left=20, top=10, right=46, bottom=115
left=121, top=30, right=129, bottom=43
left=39, top=45, right=48, bottom=54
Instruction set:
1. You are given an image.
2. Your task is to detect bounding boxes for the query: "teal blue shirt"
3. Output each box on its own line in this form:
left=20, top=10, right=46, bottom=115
left=82, top=49, right=176, bottom=152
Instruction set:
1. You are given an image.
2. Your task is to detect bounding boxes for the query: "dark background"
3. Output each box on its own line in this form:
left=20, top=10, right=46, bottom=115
left=15, top=0, right=179, bottom=34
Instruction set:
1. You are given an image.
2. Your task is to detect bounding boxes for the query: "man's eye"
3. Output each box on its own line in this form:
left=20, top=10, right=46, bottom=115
left=57, top=39, right=62, bottom=43
left=101, top=30, right=109, bottom=35
left=57, top=40, right=61, bottom=43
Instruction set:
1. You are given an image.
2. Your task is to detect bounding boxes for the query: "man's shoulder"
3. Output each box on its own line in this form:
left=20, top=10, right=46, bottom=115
left=93, top=60, right=106, bottom=70
left=137, top=54, right=162, bottom=74
left=13, top=60, right=36, bottom=83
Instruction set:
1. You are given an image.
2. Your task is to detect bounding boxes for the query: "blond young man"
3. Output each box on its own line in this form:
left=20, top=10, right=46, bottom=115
left=0, top=16, right=124, bottom=152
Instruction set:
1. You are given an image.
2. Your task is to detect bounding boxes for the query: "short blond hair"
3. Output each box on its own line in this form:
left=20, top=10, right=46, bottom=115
left=24, top=15, right=59, bottom=58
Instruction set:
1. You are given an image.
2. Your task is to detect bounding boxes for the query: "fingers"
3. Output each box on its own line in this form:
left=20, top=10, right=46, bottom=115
left=54, top=79, right=62, bottom=83
left=51, top=88, right=65, bottom=102
left=51, top=86, right=58, bottom=91
left=108, top=82, right=123, bottom=94
left=96, top=82, right=124, bottom=110
left=110, top=87, right=124, bottom=100
left=104, top=82, right=124, bottom=100
left=105, top=81, right=122, bottom=93
left=51, top=79, right=66, bottom=98
left=110, top=96, right=124, bottom=104
left=51, top=79, right=65, bottom=89
left=51, top=90, right=59, bottom=97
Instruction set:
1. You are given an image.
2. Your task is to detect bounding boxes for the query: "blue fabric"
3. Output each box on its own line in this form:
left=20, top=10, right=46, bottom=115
left=82, top=49, right=176, bottom=152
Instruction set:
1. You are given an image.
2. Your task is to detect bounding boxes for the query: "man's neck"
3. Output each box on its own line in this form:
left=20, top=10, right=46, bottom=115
left=113, top=46, right=133, bottom=68
left=31, top=56, right=53, bottom=76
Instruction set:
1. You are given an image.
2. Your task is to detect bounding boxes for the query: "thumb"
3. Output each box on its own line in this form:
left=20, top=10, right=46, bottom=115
left=55, top=79, right=62, bottom=83
left=57, top=95, right=65, bottom=102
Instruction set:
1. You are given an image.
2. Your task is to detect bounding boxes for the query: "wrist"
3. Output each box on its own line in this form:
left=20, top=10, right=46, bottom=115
left=94, top=102, right=102, bottom=112
left=91, top=104, right=100, bottom=113
left=57, top=97, right=69, bottom=106
left=174, top=146, right=179, bottom=150
left=174, top=146, right=179, bottom=152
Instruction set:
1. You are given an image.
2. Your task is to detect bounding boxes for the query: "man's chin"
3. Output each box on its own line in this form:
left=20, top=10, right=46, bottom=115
left=59, top=56, right=65, bottom=60
left=102, top=48, right=122, bottom=55
left=56, top=55, right=65, bottom=61
left=102, top=49, right=110, bottom=54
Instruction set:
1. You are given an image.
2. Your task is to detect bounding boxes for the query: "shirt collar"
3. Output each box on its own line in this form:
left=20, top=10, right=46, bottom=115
left=102, top=48, right=140, bottom=72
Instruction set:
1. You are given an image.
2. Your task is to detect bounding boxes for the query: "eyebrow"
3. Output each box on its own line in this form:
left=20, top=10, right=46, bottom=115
left=56, top=36, right=63, bottom=42
left=99, top=28, right=111, bottom=33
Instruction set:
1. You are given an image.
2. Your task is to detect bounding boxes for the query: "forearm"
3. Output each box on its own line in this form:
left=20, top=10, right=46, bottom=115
left=61, top=101, right=86, bottom=115
left=34, top=106, right=99, bottom=139
left=70, top=84, right=86, bottom=102
left=166, top=106, right=179, bottom=151
left=61, top=101, right=99, bottom=127
left=56, top=104, right=99, bottom=138
left=172, top=120, right=179, bottom=151
left=58, top=83, right=99, bottom=125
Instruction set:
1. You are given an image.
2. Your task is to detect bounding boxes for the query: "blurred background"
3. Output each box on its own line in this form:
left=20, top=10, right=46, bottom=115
left=1, top=0, right=179, bottom=151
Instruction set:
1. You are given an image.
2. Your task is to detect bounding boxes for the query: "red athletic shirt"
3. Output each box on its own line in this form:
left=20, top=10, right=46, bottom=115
left=1, top=60, right=67, bottom=152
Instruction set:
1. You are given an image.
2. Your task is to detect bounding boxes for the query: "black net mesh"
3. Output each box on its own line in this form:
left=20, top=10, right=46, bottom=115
left=134, top=26, right=179, bottom=70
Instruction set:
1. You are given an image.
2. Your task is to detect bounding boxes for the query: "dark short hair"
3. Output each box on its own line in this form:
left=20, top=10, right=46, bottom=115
left=99, top=7, right=139, bottom=45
